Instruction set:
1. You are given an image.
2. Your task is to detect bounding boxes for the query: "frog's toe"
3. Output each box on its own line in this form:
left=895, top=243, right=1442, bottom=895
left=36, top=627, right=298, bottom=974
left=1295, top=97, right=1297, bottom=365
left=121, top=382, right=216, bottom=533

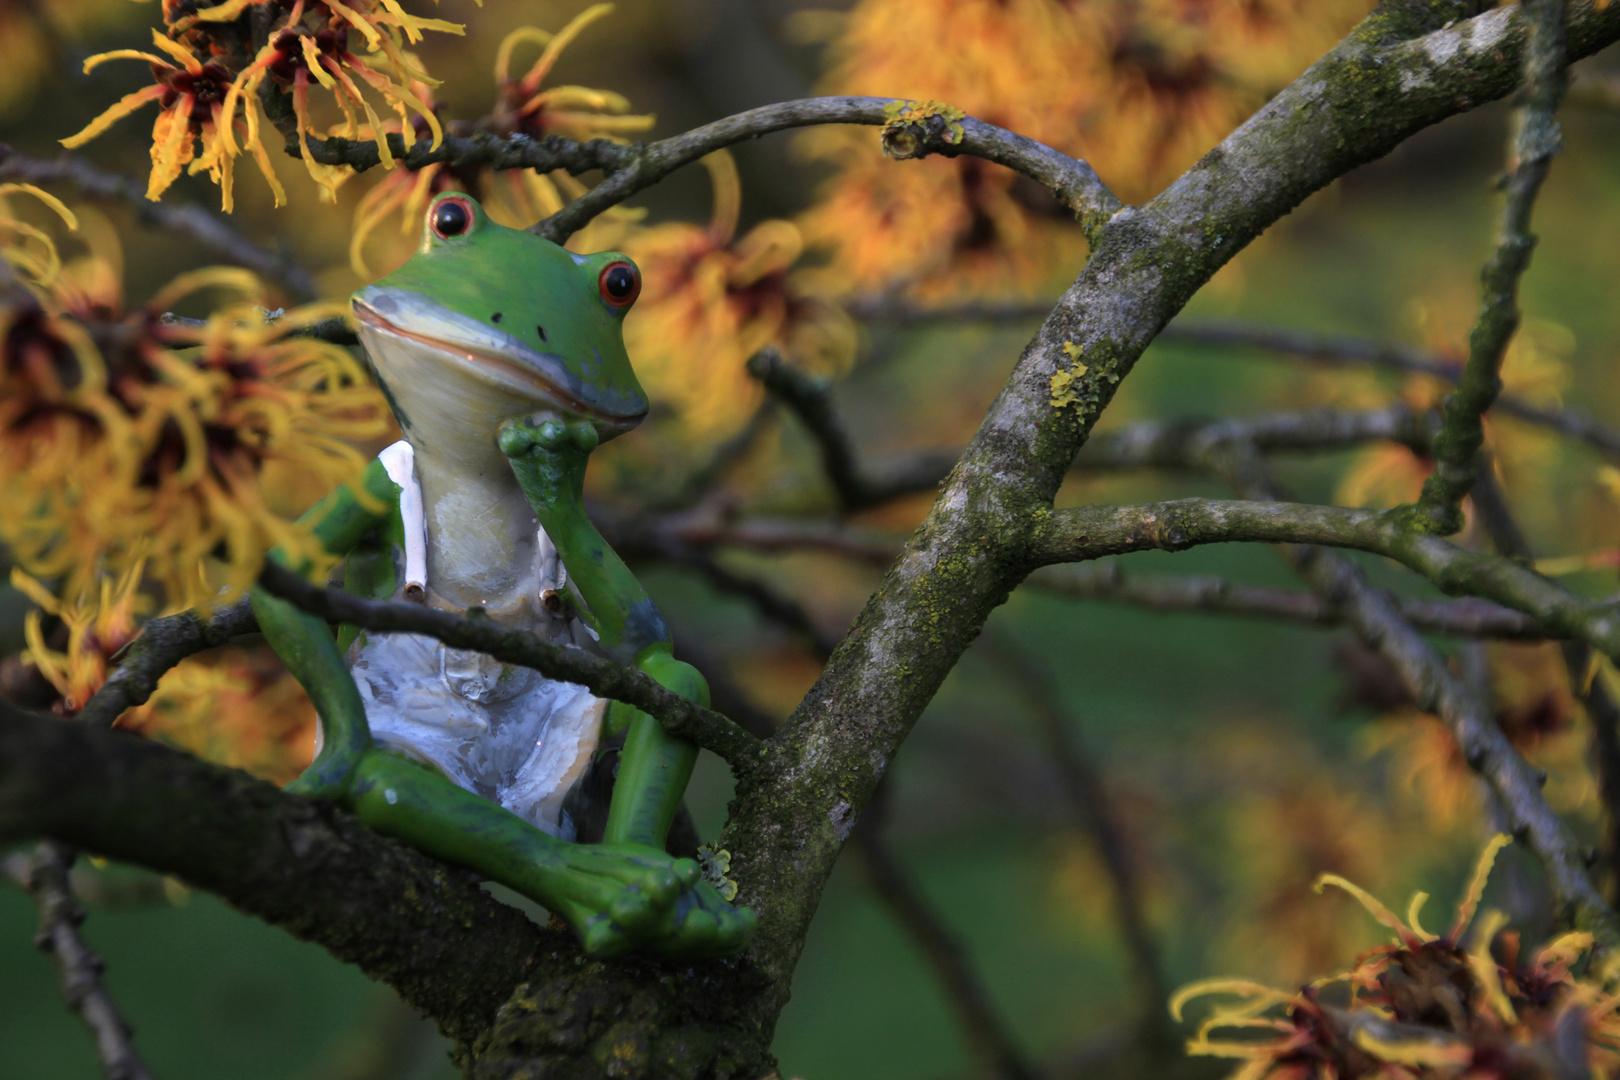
left=582, top=915, right=633, bottom=959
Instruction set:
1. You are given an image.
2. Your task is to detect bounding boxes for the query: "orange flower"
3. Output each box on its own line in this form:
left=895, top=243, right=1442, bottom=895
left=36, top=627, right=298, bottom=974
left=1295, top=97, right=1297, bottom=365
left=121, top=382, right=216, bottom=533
left=60, top=29, right=281, bottom=210
left=221, top=10, right=444, bottom=200
left=619, top=151, right=856, bottom=444
left=799, top=0, right=1374, bottom=299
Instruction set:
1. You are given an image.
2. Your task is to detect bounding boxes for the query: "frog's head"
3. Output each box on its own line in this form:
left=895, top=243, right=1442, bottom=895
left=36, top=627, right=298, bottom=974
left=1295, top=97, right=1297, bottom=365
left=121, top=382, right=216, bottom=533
left=352, top=192, right=649, bottom=449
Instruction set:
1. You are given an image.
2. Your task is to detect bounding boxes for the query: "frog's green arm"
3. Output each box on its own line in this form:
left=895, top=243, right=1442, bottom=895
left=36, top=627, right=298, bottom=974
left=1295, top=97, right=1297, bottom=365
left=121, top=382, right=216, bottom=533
left=251, top=458, right=401, bottom=796
left=498, top=420, right=705, bottom=849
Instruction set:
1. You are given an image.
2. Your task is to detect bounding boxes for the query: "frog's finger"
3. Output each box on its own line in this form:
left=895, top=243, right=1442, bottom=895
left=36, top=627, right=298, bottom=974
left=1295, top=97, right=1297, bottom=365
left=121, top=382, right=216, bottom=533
left=670, top=858, right=701, bottom=889
left=640, top=867, right=681, bottom=907
left=495, top=421, right=538, bottom=456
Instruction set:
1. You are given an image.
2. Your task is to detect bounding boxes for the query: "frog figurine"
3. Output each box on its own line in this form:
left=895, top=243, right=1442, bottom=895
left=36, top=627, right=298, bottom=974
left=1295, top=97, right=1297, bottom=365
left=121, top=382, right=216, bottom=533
left=249, top=191, right=756, bottom=958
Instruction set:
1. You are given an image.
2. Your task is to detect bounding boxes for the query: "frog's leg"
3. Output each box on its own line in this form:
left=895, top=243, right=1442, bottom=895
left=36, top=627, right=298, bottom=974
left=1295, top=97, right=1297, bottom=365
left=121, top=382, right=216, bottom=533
left=255, top=458, right=400, bottom=797
left=498, top=417, right=756, bottom=957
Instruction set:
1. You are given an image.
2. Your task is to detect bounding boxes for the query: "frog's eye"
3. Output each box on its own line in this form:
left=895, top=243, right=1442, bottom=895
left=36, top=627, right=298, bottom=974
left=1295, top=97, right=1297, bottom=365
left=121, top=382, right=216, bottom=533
left=431, top=196, right=473, bottom=239
left=598, top=261, right=640, bottom=308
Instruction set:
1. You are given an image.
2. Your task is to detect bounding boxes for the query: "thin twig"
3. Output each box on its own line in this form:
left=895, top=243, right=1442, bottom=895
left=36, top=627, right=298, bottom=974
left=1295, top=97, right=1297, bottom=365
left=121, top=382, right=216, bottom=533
left=76, top=598, right=257, bottom=730
left=1031, top=498, right=1620, bottom=662
left=0, top=147, right=318, bottom=302
left=256, top=563, right=763, bottom=767
left=849, top=798, right=1036, bottom=1080
left=975, top=634, right=1171, bottom=1042
left=24, top=841, right=157, bottom=1080
left=286, top=98, right=1121, bottom=243
left=1416, top=0, right=1569, bottom=530
left=1205, top=443, right=1620, bottom=946
left=746, top=347, right=958, bottom=511
left=1026, top=561, right=1548, bottom=639
left=1470, top=458, right=1620, bottom=901
left=1157, top=320, right=1620, bottom=461
left=529, top=98, right=1122, bottom=244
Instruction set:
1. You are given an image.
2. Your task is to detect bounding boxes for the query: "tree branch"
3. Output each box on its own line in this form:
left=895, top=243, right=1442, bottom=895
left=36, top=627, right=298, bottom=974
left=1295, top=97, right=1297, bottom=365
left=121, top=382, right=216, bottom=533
left=76, top=598, right=257, bottom=730
left=746, top=348, right=958, bottom=511
left=256, top=563, right=764, bottom=768
left=1157, top=320, right=1620, bottom=461
left=975, top=634, right=1170, bottom=1041
left=1416, top=0, right=1569, bottom=531
left=1203, top=443, right=1619, bottom=945
left=1469, top=458, right=1620, bottom=900
left=1030, top=498, right=1620, bottom=660
left=24, top=841, right=157, bottom=1080
left=0, top=148, right=318, bottom=302
left=1025, top=561, right=1549, bottom=639
left=527, top=98, right=1122, bottom=244
left=290, top=98, right=1120, bottom=244
left=0, top=704, right=552, bottom=1045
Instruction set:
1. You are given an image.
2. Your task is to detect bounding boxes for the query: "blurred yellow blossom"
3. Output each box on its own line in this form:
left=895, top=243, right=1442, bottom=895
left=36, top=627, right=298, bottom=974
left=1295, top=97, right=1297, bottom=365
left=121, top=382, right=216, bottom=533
left=799, top=0, right=1374, bottom=300
left=620, top=150, right=856, bottom=444
left=0, top=199, right=390, bottom=613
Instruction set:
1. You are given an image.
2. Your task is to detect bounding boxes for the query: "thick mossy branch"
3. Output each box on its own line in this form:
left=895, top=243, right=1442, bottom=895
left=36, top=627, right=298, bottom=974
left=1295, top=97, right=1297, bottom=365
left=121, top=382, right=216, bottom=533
left=76, top=599, right=257, bottom=730
left=1415, top=0, right=1569, bottom=531
left=0, top=705, right=549, bottom=1045
left=257, top=563, right=764, bottom=768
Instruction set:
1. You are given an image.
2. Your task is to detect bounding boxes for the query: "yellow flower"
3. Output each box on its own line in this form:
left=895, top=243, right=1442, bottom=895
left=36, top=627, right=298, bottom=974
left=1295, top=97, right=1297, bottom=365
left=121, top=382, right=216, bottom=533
left=122, top=643, right=317, bottom=784
left=480, top=5, right=654, bottom=239
left=490, top=5, right=654, bottom=143
left=60, top=30, right=281, bottom=211
left=12, top=564, right=148, bottom=715
left=1, top=199, right=390, bottom=612
left=619, top=150, right=856, bottom=444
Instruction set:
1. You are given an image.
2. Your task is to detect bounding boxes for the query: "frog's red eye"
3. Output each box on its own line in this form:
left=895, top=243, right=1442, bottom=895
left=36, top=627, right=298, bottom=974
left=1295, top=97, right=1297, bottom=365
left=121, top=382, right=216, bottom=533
left=431, top=196, right=473, bottom=239
left=598, top=261, right=640, bottom=308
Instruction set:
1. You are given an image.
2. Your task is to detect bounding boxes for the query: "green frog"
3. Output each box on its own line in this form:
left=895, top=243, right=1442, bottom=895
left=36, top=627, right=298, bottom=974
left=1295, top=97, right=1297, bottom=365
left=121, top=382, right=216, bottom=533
left=250, top=191, right=755, bottom=958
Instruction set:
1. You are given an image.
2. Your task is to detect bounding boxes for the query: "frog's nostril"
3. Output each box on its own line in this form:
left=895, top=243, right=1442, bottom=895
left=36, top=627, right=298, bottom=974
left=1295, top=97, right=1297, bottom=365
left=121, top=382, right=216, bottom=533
left=491, top=312, right=502, bottom=323
left=535, top=324, right=547, bottom=341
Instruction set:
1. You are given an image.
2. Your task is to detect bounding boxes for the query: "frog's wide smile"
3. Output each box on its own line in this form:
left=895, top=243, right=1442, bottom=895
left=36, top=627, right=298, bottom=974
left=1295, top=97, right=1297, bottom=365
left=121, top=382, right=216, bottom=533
left=352, top=286, right=648, bottom=429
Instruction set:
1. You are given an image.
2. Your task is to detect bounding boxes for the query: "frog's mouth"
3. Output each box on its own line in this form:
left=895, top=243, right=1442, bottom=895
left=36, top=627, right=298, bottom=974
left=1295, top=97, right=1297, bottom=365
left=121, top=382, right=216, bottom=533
left=352, top=286, right=648, bottom=432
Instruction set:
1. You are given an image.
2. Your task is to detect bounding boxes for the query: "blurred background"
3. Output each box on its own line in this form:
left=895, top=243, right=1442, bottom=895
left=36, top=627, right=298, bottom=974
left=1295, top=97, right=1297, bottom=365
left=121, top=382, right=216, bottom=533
left=4, top=0, right=1620, bottom=1077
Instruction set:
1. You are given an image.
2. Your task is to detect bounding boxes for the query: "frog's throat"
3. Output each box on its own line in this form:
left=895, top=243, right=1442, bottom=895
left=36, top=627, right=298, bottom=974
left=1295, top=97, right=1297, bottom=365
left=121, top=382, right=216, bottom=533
left=352, top=287, right=647, bottom=434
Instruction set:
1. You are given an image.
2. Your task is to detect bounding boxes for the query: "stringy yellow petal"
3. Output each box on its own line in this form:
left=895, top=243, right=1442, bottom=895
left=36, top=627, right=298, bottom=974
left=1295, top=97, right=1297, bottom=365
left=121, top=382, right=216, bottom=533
left=60, top=85, right=166, bottom=148
left=1450, top=833, right=1513, bottom=939
left=1314, top=873, right=1410, bottom=942
left=1169, top=979, right=1292, bottom=1022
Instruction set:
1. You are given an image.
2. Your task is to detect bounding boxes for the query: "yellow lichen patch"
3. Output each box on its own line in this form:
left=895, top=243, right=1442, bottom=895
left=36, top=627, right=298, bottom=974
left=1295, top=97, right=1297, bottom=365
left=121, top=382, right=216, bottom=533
left=1049, top=341, right=1088, bottom=408
left=880, top=99, right=967, bottom=156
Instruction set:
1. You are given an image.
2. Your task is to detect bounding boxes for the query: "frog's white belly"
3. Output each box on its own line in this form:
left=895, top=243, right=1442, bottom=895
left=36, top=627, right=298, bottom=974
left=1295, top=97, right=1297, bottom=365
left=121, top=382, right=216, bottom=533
left=338, top=441, right=604, bottom=840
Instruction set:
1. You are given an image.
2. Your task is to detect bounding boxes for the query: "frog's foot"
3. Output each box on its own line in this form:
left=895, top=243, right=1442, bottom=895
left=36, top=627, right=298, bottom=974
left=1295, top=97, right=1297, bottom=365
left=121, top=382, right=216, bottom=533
left=548, top=842, right=757, bottom=960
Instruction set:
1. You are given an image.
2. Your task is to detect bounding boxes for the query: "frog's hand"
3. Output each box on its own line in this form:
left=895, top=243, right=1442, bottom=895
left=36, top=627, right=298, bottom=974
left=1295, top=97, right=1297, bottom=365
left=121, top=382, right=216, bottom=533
left=259, top=455, right=403, bottom=798
left=549, top=843, right=758, bottom=960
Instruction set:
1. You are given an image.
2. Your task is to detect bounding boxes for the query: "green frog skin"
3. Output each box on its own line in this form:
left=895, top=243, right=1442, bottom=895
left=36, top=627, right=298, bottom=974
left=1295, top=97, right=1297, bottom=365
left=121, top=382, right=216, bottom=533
left=249, top=191, right=755, bottom=959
